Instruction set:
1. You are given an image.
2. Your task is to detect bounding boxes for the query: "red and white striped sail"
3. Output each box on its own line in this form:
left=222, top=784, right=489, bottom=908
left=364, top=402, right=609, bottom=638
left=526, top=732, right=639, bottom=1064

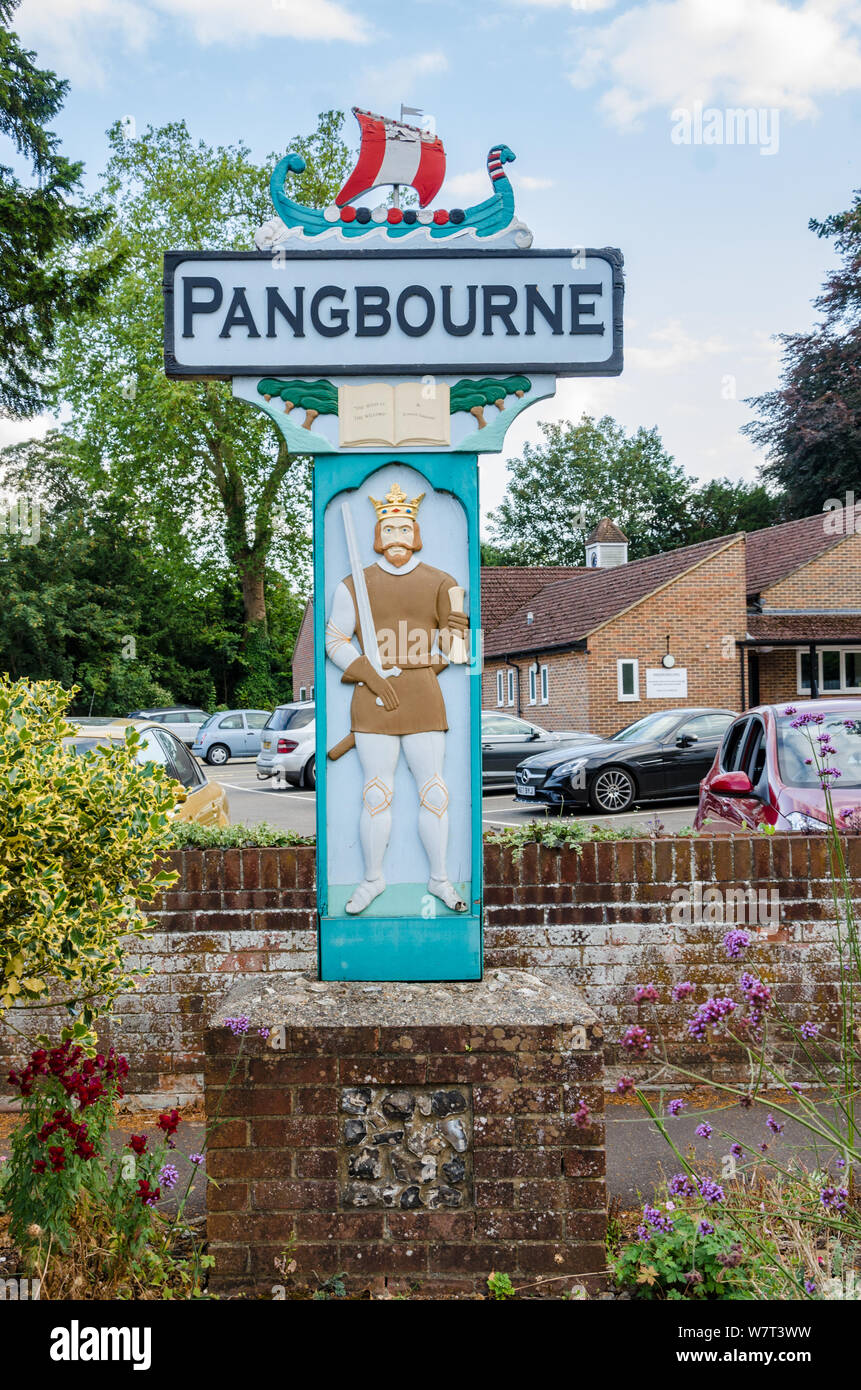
left=336, top=108, right=446, bottom=208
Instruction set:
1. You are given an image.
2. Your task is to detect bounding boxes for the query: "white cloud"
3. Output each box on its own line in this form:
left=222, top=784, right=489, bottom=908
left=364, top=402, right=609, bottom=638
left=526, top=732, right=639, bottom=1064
left=503, top=0, right=616, bottom=9
left=15, top=0, right=369, bottom=88
left=445, top=167, right=488, bottom=197
left=568, top=0, right=861, bottom=129
left=156, top=0, right=370, bottom=45
left=519, top=174, right=555, bottom=189
left=358, top=50, right=448, bottom=108
left=626, top=319, right=729, bottom=371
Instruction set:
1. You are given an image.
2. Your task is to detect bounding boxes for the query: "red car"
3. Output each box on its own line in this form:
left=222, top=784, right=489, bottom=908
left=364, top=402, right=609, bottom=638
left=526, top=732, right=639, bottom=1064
left=695, top=697, right=861, bottom=833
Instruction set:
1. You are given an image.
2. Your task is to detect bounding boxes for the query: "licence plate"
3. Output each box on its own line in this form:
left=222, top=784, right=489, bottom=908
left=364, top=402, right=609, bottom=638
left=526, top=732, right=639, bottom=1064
left=518, top=784, right=535, bottom=796
left=263, top=740, right=271, bottom=749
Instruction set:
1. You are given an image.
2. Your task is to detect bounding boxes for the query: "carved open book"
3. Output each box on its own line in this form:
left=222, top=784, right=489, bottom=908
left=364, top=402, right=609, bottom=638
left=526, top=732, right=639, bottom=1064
left=338, top=382, right=451, bottom=448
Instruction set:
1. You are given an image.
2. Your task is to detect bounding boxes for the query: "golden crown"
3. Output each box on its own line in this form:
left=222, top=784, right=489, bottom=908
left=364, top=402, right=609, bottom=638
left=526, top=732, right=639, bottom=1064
left=369, top=482, right=425, bottom=522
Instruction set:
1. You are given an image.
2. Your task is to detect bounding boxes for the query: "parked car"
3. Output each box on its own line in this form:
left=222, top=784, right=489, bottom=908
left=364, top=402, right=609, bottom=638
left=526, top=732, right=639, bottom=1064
left=66, top=720, right=229, bottom=825
left=256, top=701, right=317, bottom=788
left=191, top=709, right=272, bottom=765
left=695, top=697, right=861, bottom=832
left=515, top=708, right=737, bottom=814
left=481, top=711, right=597, bottom=788
left=126, top=706, right=211, bottom=747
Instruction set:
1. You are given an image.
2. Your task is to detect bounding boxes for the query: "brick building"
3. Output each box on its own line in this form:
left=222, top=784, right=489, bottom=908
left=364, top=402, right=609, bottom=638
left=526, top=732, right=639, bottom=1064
left=291, top=510, right=861, bottom=736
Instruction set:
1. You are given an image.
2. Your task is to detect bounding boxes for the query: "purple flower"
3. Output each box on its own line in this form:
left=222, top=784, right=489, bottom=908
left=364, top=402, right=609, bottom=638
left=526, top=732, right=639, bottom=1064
left=791, top=712, right=823, bottom=728
left=804, top=1279, right=816, bottom=1295
left=668, top=1173, right=694, bottom=1196
left=620, top=1025, right=651, bottom=1056
left=836, top=1158, right=846, bottom=1169
left=668, top=1098, right=686, bottom=1116
left=800, top=1020, right=819, bottom=1040
left=698, top=1178, right=725, bottom=1205
left=672, top=981, right=695, bottom=1002
left=158, top=1163, right=179, bottom=1191
left=257, top=1027, right=270, bottom=1039
left=615, top=1076, right=635, bottom=1095
left=634, top=982, right=659, bottom=1003
left=688, top=996, right=736, bottom=1039
left=820, top=1185, right=849, bottom=1213
left=698, top=1220, right=715, bottom=1236
left=695, top=1122, right=713, bottom=1139
left=740, top=972, right=772, bottom=1027
left=730, top=1143, right=743, bottom=1158
left=766, top=1114, right=783, bottom=1135
left=223, top=1016, right=250, bottom=1036
left=190, top=1152, right=205, bottom=1166
left=724, top=929, right=750, bottom=960
left=782, top=706, right=797, bottom=716
left=643, top=1204, right=674, bottom=1233
left=635, top=1224, right=649, bottom=1241
left=759, top=1141, right=769, bottom=1153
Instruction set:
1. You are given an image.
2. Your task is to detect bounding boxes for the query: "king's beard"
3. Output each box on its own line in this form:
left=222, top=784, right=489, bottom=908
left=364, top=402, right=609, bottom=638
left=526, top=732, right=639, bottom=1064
left=383, top=544, right=415, bottom=568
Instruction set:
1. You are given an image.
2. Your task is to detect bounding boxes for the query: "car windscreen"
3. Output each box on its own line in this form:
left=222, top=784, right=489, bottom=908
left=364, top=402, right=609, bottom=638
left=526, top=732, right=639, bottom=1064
left=611, top=713, right=680, bottom=743
left=776, top=713, right=861, bottom=788
left=265, top=707, right=314, bottom=731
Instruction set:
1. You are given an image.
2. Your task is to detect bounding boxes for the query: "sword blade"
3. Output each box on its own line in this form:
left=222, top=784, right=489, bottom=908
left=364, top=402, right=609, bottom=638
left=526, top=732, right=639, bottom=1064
left=341, top=500, right=382, bottom=675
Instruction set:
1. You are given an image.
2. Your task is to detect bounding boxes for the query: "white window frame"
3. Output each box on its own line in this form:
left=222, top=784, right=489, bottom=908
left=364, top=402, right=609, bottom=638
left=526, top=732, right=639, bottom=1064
left=617, top=658, right=640, bottom=702
left=540, top=663, right=549, bottom=705
left=796, top=646, right=861, bottom=695
left=299, top=686, right=307, bottom=702
left=496, top=670, right=505, bottom=707
left=507, top=668, right=515, bottom=707
left=528, top=664, right=537, bottom=705
left=310, top=685, right=314, bottom=700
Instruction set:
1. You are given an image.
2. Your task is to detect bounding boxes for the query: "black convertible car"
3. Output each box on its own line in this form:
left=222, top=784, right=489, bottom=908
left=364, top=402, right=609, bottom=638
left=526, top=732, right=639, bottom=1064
left=514, top=708, right=736, bottom=815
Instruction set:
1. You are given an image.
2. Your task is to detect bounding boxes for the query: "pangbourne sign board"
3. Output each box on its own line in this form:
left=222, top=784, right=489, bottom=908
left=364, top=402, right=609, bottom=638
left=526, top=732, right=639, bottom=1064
left=163, top=248, right=623, bottom=379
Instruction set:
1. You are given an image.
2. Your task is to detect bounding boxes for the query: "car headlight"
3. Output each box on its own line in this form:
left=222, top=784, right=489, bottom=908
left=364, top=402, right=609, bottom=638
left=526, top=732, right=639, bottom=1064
left=552, top=757, right=589, bottom=780
left=785, top=811, right=829, bottom=832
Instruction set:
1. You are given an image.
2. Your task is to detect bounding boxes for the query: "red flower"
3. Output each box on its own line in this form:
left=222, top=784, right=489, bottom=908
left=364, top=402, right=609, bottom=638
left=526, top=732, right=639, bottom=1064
left=48, top=1145, right=66, bottom=1172
left=128, top=1134, right=148, bottom=1155
left=136, top=1178, right=161, bottom=1206
left=157, top=1108, right=180, bottom=1136
left=75, top=1140, right=96, bottom=1160
left=32, top=1159, right=46, bottom=1174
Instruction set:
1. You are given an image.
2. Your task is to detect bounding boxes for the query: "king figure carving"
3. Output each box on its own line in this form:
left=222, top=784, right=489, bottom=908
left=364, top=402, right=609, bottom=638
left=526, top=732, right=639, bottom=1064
left=325, top=482, right=470, bottom=916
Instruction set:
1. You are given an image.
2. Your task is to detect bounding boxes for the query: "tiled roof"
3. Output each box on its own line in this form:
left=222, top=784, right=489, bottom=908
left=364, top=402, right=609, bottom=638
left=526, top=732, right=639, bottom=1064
left=745, top=513, right=847, bottom=595
left=483, top=534, right=741, bottom=658
left=586, top=517, right=628, bottom=544
left=480, top=566, right=585, bottom=631
left=747, top=614, right=861, bottom=642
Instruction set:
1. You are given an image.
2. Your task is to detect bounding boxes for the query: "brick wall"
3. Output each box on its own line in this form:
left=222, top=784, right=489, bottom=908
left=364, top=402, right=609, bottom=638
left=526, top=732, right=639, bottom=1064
left=204, top=1010, right=605, bottom=1296
left=759, top=529, right=861, bottom=610
left=1, top=836, right=852, bottom=1106
left=757, top=648, right=799, bottom=705
left=482, top=651, right=590, bottom=730
left=586, top=538, right=748, bottom=737
left=290, top=600, right=314, bottom=699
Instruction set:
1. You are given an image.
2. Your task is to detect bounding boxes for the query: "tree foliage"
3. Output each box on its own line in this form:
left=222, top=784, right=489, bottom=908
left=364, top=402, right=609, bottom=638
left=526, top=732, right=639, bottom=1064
left=0, top=677, right=178, bottom=1037
left=0, top=0, right=122, bottom=415
left=745, top=188, right=861, bottom=516
left=48, top=113, right=350, bottom=637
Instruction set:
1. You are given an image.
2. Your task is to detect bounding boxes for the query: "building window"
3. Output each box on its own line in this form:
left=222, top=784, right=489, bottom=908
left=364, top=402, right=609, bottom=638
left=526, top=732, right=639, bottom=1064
left=310, top=685, right=314, bottom=700
left=797, top=648, right=861, bottom=694
left=540, top=664, right=549, bottom=705
left=496, top=670, right=505, bottom=706
left=507, top=668, right=515, bottom=707
left=528, top=664, right=537, bottom=705
left=617, top=658, right=639, bottom=702
left=299, top=687, right=307, bottom=702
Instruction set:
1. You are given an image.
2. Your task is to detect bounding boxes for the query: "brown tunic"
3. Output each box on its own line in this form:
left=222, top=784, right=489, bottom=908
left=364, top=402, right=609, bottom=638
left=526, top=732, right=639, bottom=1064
left=342, top=562, right=462, bottom=736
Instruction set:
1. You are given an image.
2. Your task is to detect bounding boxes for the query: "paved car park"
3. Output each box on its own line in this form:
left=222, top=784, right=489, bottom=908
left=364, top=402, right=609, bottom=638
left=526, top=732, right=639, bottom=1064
left=207, top=758, right=697, bottom=835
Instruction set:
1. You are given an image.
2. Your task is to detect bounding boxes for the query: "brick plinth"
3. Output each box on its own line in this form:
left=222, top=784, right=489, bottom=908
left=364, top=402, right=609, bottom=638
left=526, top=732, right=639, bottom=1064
left=204, top=971, right=605, bottom=1297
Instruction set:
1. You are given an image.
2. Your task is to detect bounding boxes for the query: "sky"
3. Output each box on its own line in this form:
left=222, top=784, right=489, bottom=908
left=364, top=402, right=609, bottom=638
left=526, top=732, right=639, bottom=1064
left=5, top=0, right=861, bottom=521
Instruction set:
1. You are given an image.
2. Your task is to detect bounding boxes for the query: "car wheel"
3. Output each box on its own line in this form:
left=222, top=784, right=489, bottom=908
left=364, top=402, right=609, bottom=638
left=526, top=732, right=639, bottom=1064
left=303, top=755, right=316, bottom=790
left=206, top=744, right=230, bottom=766
left=588, top=765, right=636, bottom=815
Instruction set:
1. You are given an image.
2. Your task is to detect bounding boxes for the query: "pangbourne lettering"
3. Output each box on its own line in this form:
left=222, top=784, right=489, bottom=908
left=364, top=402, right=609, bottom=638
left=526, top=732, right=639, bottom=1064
left=181, top=278, right=605, bottom=341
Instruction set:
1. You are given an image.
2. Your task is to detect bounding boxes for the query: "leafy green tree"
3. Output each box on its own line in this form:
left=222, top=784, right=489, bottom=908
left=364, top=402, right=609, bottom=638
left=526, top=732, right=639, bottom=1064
left=682, top=477, right=784, bottom=542
left=0, top=0, right=122, bottom=415
left=49, top=114, right=349, bottom=650
left=745, top=188, right=861, bottom=516
left=488, top=415, right=693, bottom=563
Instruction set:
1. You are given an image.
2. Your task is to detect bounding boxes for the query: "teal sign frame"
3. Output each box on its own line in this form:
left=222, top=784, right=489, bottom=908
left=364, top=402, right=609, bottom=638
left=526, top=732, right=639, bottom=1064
left=313, top=451, right=483, bottom=981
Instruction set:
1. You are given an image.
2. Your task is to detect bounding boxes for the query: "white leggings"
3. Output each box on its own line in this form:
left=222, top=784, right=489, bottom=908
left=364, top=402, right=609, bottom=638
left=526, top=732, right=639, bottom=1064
left=354, top=731, right=449, bottom=882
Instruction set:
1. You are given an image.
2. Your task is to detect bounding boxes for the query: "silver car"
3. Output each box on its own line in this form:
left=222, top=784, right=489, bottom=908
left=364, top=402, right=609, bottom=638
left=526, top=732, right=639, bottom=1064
left=191, top=709, right=272, bottom=766
left=126, top=706, right=211, bottom=747
left=256, top=701, right=316, bottom=788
